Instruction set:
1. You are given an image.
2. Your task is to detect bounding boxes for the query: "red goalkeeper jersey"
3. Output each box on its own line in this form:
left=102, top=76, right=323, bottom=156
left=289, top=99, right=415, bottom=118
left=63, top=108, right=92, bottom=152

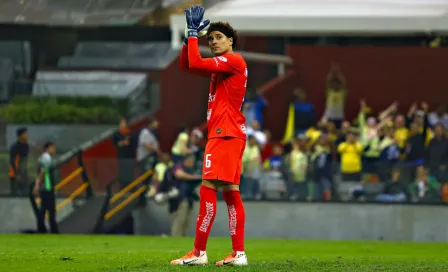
left=180, top=37, right=248, bottom=140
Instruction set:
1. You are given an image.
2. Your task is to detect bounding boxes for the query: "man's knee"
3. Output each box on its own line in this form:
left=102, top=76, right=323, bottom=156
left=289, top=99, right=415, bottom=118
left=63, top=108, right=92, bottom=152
left=201, top=180, right=239, bottom=191
left=222, top=184, right=240, bottom=191
left=201, top=180, right=220, bottom=189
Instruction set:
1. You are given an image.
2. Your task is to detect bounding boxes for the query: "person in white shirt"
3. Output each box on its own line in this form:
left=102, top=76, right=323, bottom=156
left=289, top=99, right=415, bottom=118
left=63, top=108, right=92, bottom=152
left=137, top=117, right=159, bottom=174
left=428, top=104, right=448, bottom=128
left=246, top=120, right=267, bottom=146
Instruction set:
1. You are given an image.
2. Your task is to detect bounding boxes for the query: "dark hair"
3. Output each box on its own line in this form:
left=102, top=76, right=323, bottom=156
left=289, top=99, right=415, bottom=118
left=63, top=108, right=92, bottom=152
left=178, top=123, right=189, bottom=134
left=43, top=141, right=55, bottom=150
left=16, top=127, right=27, bottom=137
left=207, top=21, right=238, bottom=49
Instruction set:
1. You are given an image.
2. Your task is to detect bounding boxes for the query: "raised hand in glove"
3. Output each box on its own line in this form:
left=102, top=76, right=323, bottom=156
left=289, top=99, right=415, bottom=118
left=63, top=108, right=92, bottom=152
left=185, top=5, right=209, bottom=38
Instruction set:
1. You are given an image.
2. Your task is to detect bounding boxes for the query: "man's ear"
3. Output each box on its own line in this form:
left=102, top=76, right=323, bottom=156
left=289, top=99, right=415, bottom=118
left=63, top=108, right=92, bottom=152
left=229, top=37, right=233, bottom=45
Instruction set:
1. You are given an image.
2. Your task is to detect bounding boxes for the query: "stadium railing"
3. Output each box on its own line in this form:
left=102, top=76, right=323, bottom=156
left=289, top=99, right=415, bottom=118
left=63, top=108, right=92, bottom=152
left=93, top=153, right=156, bottom=233
left=29, top=151, right=93, bottom=220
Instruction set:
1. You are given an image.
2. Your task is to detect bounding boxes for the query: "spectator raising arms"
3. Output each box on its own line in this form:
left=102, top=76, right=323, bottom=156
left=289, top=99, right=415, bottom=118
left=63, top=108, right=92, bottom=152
left=323, top=62, right=347, bottom=128
left=338, top=130, right=363, bottom=182
left=171, top=125, right=193, bottom=164
left=243, top=89, right=268, bottom=129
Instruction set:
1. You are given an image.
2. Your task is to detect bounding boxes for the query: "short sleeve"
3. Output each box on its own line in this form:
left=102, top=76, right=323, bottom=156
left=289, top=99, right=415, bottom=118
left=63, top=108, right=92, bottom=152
left=40, top=154, right=52, bottom=169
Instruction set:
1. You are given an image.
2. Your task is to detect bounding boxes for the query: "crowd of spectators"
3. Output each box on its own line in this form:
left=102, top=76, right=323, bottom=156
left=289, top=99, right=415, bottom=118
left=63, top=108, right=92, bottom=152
left=112, top=63, right=448, bottom=205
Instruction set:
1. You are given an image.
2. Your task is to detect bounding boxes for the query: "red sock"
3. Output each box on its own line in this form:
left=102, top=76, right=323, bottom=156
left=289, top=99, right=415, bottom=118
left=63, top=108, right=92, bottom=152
left=222, top=190, right=245, bottom=252
left=194, top=186, right=217, bottom=252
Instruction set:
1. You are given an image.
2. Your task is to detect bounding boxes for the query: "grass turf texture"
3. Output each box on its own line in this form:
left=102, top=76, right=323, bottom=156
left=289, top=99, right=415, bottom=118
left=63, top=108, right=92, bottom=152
left=0, top=235, right=447, bottom=272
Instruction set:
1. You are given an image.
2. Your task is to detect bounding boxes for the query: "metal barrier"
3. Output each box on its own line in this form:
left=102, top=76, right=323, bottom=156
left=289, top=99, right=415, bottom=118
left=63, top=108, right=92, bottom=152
left=94, top=169, right=153, bottom=233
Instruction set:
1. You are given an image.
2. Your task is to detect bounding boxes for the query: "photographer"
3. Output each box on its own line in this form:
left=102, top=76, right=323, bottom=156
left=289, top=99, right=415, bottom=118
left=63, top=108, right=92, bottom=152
left=156, top=154, right=202, bottom=237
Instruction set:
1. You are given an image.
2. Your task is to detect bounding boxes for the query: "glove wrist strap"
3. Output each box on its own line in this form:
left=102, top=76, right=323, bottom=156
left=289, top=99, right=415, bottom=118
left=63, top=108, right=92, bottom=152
left=187, top=29, right=198, bottom=38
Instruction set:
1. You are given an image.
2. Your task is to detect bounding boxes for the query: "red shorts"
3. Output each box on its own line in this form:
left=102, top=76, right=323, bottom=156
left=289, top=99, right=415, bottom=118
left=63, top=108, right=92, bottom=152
left=202, top=137, right=246, bottom=185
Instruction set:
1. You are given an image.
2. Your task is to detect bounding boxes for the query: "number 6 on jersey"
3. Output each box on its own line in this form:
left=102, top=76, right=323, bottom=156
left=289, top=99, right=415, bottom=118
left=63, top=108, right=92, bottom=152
left=205, top=154, right=212, bottom=168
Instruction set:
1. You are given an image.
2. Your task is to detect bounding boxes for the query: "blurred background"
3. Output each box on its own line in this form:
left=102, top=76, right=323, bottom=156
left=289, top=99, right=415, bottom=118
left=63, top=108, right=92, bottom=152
left=0, top=0, right=447, bottom=241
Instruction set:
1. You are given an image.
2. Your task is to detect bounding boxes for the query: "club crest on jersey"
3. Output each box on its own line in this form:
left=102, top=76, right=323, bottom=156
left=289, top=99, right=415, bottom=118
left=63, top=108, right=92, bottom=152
left=216, top=128, right=222, bottom=134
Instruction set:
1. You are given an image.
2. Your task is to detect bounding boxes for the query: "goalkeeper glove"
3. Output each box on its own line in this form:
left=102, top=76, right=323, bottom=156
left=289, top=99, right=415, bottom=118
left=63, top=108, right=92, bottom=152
left=183, top=20, right=210, bottom=45
left=185, top=5, right=207, bottom=39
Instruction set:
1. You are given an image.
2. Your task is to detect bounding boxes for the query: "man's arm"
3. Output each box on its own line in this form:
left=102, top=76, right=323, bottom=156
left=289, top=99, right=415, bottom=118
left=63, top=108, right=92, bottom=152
left=188, top=37, right=239, bottom=74
left=174, top=168, right=201, bottom=180
left=33, top=171, right=44, bottom=194
left=180, top=43, right=211, bottom=77
left=113, top=132, right=129, bottom=148
left=9, top=144, right=17, bottom=176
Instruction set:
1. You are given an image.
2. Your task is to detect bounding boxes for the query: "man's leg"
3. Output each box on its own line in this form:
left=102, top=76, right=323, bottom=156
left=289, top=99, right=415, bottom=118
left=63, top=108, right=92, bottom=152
left=45, top=191, right=59, bottom=234
left=37, top=193, right=48, bottom=233
left=170, top=181, right=217, bottom=265
left=171, top=200, right=192, bottom=237
left=216, top=185, right=247, bottom=266
left=216, top=142, right=248, bottom=266
left=9, top=177, right=17, bottom=196
left=171, top=207, right=183, bottom=237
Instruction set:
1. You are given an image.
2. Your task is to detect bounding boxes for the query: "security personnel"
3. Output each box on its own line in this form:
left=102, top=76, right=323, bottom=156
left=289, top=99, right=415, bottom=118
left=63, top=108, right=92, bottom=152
left=9, top=127, right=29, bottom=196
left=33, top=142, right=59, bottom=234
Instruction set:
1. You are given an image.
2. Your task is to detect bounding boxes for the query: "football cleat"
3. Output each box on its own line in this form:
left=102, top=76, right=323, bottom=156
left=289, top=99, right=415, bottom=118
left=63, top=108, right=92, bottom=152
left=170, top=249, right=208, bottom=265
left=215, top=251, right=248, bottom=266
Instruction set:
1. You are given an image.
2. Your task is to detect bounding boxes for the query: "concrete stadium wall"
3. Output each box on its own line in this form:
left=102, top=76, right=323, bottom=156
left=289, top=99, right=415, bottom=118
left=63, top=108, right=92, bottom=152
left=2, top=197, right=447, bottom=242
left=134, top=201, right=448, bottom=242
left=0, top=198, right=74, bottom=233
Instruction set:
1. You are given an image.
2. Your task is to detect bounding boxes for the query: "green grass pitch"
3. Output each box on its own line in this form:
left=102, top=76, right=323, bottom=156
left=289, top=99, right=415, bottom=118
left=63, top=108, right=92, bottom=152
left=0, top=234, right=447, bottom=271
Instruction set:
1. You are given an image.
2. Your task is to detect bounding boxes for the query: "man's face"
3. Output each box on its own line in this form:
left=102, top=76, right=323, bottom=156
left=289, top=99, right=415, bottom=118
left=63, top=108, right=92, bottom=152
left=346, top=133, right=356, bottom=143
left=416, top=166, right=426, bottom=178
left=190, top=135, right=199, bottom=144
left=208, top=31, right=233, bottom=56
left=48, top=144, right=56, bottom=155
left=150, top=120, right=159, bottom=129
left=395, top=115, right=405, bottom=127
left=294, top=88, right=306, bottom=101
left=391, top=170, right=400, bottom=182
left=119, top=119, right=128, bottom=130
left=414, top=115, right=424, bottom=127
left=20, top=132, right=28, bottom=142
left=435, top=125, right=444, bottom=137
left=410, top=122, right=419, bottom=133
left=367, top=117, right=377, bottom=128
left=341, top=121, right=351, bottom=132
left=273, top=145, right=283, bottom=156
